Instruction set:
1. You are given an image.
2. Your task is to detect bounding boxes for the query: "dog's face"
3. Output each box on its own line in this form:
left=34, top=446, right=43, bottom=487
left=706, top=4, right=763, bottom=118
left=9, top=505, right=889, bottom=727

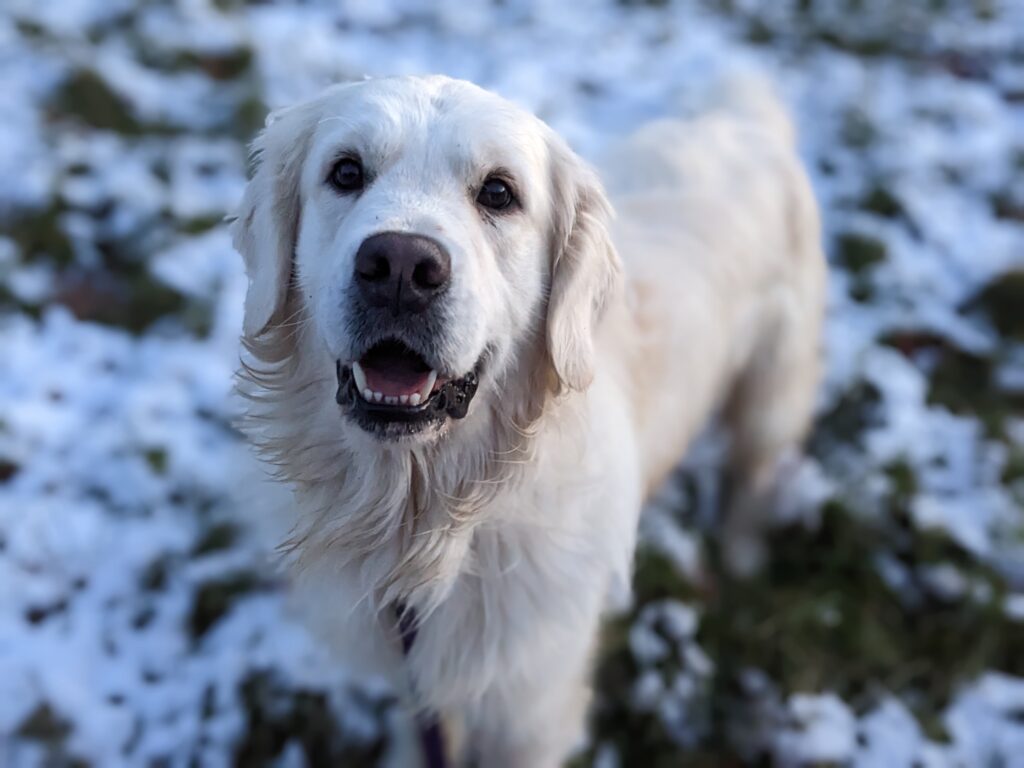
left=233, top=76, right=619, bottom=444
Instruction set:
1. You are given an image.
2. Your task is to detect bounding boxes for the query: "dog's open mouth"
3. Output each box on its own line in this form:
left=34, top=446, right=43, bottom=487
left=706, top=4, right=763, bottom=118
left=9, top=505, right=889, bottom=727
left=335, top=339, right=481, bottom=428
left=354, top=339, right=441, bottom=407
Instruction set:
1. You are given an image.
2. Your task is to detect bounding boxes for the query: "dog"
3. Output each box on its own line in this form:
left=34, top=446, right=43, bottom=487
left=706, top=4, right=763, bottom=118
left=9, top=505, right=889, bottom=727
left=231, top=73, right=825, bottom=767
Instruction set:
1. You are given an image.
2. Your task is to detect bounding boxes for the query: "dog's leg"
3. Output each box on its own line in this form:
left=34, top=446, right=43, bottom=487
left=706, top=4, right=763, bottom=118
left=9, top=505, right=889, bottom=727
left=463, top=668, right=592, bottom=768
left=452, top=603, right=603, bottom=768
left=721, top=292, right=821, bottom=576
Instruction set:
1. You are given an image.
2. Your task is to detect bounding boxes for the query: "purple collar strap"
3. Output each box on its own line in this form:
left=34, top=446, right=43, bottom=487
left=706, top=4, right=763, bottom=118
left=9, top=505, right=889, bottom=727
left=395, top=603, right=448, bottom=768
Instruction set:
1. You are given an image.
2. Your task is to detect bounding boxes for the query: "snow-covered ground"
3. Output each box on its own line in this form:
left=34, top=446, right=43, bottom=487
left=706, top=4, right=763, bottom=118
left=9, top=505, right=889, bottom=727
left=1, top=1, right=1022, bottom=766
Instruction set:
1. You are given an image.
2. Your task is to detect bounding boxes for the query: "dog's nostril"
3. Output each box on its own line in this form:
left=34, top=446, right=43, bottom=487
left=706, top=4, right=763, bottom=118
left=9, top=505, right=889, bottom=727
left=358, top=254, right=390, bottom=282
left=413, top=257, right=449, bottom=290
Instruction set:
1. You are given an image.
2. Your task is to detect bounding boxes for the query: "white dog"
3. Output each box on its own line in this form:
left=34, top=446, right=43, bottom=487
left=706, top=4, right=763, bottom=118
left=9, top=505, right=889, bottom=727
left=232, top=74, right=825, bottom=767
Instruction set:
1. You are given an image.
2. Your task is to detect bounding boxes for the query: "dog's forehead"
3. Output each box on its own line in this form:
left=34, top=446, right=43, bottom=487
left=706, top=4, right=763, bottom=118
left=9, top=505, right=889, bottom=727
left=317, top=76, right=548, bottom=168
left=355, top=76, right=532, bottom=127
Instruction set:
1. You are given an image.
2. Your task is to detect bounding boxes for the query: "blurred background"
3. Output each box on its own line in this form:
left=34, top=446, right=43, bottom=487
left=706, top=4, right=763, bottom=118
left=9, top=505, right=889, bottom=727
left=1, top=1, right=1023, bottom=766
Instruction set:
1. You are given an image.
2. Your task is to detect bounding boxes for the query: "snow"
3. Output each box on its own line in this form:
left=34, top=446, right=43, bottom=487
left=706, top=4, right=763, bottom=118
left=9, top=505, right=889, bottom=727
left=945, top=673, right=1024, bottom=764
left=775, top=693, right=858, bottom=766
left=626, top=599, right=713, bottom=748
left=1, top=0, right=1023, bottom=765
left=855, top=698, right=930, bottom=768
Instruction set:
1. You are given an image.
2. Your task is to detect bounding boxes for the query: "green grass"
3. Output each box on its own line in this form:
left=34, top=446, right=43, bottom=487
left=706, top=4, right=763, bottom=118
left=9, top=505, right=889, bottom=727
left=234, top=672, right=393, bottom=768
left=581, top=491, right=1024, bottom=764
left=966, top=270, right=1024, bottom=342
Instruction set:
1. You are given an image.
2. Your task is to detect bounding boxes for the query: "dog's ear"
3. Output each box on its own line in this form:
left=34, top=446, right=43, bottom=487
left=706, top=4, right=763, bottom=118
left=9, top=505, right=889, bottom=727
left=545, top=134, right=622, bottom=393
left=230, top=104, right=317, bottom=338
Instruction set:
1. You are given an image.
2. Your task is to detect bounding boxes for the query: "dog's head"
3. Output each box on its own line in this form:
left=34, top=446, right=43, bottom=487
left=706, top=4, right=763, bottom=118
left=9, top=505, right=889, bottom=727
left=233, top=75, right=620, bottom=444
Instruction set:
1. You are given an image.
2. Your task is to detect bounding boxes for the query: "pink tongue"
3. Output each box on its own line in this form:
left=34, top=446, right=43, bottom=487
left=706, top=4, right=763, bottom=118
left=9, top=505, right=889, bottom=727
left=363, top=366, right=431, bottom=398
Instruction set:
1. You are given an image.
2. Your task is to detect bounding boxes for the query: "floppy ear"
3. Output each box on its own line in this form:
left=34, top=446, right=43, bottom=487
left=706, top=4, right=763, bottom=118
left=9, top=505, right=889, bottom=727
left=230, top=105, right=316, bottom=338
left=545, top=134, right=622, bottom=393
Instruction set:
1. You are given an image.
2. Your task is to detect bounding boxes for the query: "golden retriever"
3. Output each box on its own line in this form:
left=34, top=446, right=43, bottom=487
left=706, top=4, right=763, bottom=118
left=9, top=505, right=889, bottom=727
left=231, top=73, right=825, bottom=767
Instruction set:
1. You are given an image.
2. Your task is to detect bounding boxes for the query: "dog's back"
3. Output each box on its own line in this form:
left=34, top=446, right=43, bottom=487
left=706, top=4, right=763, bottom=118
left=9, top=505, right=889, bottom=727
left=597, top=73, right=826, bottom=569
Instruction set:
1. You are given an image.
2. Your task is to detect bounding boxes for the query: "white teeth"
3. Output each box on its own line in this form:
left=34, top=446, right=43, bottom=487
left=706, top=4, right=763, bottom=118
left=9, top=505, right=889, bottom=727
left=353, top=363, right=435, bottom=408
left=351, top=362, right=368, bottom=394
left=418, top=370, right=438, bottom=403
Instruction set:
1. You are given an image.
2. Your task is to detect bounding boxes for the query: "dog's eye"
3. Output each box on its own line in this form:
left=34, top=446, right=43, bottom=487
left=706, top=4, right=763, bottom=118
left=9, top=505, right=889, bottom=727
left=328, top=157, right=364, bottom=193
left=477, top=177, right=514, bottom=211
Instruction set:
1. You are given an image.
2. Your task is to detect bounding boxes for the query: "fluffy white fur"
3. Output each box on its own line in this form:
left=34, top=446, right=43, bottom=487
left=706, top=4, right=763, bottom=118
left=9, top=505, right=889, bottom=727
left=232, top=74, right=825, bottom=767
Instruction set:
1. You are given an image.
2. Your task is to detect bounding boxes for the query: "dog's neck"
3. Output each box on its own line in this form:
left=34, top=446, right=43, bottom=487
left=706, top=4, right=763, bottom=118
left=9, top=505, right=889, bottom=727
left=239, top=325, right=559, bottom=614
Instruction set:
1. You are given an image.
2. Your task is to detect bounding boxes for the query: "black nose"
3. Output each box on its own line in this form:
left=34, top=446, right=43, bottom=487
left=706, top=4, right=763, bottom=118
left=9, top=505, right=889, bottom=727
left=353, top=232, right=451, bottom=315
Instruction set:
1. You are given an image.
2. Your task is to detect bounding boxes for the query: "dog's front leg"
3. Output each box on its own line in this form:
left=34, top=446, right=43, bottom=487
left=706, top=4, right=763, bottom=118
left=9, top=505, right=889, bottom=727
left=464, top=667, right=592, bottom=768
left=457, top=617, right=601, bottom=768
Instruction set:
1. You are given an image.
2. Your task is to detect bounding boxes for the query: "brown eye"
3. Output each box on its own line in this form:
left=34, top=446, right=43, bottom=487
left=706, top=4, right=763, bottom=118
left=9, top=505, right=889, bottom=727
left=477, top=177, right=514, bottom=211
left=328, top=157, right=364, bottom=193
